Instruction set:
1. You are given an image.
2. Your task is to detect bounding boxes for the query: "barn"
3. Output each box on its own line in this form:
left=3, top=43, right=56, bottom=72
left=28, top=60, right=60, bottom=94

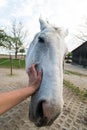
left=72, top=41, right=87, bottom=67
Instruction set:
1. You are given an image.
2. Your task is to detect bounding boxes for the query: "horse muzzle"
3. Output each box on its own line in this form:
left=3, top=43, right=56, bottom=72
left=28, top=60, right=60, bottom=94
left=29, top=99, right=63, bottom=127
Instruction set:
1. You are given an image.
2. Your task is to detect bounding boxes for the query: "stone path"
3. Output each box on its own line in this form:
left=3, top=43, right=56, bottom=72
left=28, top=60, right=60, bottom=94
left=0, top=67, right=87, bottom=130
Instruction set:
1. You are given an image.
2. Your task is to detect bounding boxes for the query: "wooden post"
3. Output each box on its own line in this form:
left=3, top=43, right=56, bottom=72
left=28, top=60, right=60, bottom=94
left=10, top=52, right=13, bottom=75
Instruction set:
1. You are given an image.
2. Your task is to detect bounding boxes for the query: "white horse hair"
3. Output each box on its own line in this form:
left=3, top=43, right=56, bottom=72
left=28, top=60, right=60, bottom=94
left=26, top=18, right=68, bottom=127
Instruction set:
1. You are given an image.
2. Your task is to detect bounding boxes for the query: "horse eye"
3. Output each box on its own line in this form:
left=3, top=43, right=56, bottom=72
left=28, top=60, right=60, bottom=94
left=54, top=27, right=58, bottom=30
left=38, top=36, right=45, bottom=43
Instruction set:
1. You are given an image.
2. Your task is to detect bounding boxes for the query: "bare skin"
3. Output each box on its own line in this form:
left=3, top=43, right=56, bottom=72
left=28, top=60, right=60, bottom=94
left=0, top=64, right=42, bottom=115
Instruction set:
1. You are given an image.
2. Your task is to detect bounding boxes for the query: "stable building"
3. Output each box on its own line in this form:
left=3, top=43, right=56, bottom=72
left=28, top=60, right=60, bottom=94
left=72, top=41, right=87, bottom=67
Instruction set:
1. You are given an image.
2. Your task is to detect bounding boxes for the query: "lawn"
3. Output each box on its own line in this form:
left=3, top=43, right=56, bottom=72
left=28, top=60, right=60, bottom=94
left=0, top=58, right=25, bottom=68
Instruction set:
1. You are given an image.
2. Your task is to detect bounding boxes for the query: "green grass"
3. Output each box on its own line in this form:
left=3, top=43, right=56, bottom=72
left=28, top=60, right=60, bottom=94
left=64, top=70, right=87, bottom=77
left=0, top=58, right=25, bottom=68
left=63, top=79, right=87, bottom=99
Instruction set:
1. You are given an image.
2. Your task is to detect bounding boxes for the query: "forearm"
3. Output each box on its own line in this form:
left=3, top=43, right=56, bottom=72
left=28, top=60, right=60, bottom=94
left=0, top=87, right=35, bottom=115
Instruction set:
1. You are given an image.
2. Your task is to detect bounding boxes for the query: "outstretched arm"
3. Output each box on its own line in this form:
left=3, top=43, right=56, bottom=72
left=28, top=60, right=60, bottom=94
left=0, top=64, right=42, bottom=115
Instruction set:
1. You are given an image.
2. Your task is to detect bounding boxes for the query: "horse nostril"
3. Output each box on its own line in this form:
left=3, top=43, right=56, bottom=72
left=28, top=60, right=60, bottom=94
left=34, top=100, right=62, bottom=127
left=36, top=100, right=45, bottom=118
left=36, top=100, right=48, bottom=126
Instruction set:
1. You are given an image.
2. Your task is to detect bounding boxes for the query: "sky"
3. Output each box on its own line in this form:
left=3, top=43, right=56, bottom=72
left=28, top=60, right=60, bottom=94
left=0, top=0, right=87, bottom=53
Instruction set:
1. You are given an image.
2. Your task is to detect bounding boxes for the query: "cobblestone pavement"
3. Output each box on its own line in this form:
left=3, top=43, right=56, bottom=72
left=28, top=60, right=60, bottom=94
left=0, top=68, right=87, bottom=130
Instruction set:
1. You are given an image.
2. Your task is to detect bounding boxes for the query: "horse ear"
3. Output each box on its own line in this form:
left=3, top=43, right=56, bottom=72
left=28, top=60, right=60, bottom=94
left=39, top=18, right=48, bottom=31
left=57, top=27, right=69, bottom=37
left=64, top=29, right=68, bottom=37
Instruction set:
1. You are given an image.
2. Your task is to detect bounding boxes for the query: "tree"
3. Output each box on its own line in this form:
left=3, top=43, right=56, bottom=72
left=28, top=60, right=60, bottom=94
left=0, top=20, right=28, bottom=74
left=11, top=20, right=27, bottom=59
left=0, top=30, right=8, bottom=47
left=19, top=48, right=25, bottom=56
left=0, top=29, right=14, bottom=49
left=0, top=20, right=28, bottom=59
left=74, top=19, right=87, bottom=42
left=0, top=29, right=13, bottom=75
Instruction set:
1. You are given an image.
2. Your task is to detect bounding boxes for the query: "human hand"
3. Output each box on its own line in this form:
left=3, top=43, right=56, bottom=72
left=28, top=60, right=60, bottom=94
left=28, top=64, right=42, bottom=93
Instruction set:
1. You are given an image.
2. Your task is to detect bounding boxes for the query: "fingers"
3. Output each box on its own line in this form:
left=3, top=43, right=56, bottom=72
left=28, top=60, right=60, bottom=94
left=28, top=64, right=37, bottom=77
left=31, top=64, right=37, bottom=78
left=28, top=64, right=42, bottom=79
left=34, top=70, right=43, bottom=87
left=28, top=64, right=43, bottom=91
left=37, top=70, right=43, bottom=79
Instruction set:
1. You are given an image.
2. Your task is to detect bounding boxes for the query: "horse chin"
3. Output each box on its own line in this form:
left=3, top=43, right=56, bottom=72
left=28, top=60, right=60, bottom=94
left=34, top=114, right=60, bottom=127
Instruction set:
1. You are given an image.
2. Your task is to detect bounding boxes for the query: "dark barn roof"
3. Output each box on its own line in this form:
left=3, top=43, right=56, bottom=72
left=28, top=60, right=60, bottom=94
left=72, top=41, right=87, bottom=66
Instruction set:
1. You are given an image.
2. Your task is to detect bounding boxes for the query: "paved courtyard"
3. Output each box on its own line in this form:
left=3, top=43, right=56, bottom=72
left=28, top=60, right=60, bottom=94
left=0, top=65, right=87, bottom=130
left=64, top=63, right=87, bottom=91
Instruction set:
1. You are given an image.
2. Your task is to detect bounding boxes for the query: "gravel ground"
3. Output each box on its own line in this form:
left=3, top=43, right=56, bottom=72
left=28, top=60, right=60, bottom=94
left=64, top=63, right=87, bottom=91
left=0, top=64, right=87, bottom=130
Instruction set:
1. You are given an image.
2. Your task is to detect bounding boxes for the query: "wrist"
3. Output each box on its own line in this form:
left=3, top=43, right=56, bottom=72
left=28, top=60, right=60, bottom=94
left=28, top=85, right=37, bottom=95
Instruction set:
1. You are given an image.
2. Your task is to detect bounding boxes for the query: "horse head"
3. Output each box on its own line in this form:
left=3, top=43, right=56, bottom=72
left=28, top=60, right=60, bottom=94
left=26, top=18, right=68, bottom=127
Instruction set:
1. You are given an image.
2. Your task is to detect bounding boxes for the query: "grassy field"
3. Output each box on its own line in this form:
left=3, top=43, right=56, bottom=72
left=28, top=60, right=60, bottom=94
left=0, top=58, right=25, bottom=68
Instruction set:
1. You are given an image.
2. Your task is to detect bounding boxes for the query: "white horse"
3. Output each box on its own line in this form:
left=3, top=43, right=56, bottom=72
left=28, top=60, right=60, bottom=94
left=26, top=18, right=68, bottom=127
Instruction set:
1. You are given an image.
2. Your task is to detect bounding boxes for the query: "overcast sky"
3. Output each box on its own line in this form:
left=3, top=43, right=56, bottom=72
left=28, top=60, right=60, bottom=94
left=0, top=0, right=87, bottom=51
